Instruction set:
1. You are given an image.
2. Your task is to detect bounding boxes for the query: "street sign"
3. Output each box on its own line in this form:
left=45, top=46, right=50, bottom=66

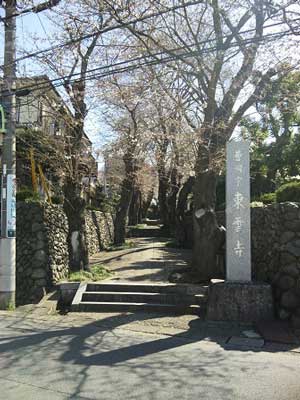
left=0, top=105, right=6, bottom=133
left=6, top=174, right=16, bottom=238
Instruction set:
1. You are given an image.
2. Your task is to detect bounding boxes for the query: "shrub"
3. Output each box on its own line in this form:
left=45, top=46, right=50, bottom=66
left=259, top=192, right=276, bottom=204
left=276, top=182, right=300, bottom=203
left=250, top=201, right=264, bottom=208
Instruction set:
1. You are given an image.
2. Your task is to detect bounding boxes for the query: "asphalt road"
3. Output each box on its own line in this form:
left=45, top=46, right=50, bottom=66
left=0, top=314, right=300, bottom=400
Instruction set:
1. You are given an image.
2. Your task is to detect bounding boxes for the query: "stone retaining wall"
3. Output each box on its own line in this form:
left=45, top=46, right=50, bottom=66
left=250, top=203, right=300, bottom=327
left=16, top=204, right=114, bottom=305
left=85, top=210, right=114, bottom=255
left=17, top=202, right=69, bottom=305
left=179, top=203, right=300, bottom=325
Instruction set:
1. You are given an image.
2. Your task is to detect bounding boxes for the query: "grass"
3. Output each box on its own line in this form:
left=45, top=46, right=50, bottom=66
left=133, top=223, right=147, bottom=229
left=7, top=301, right=15, bottom=311
left=68, top=263, right=112, bottom=282
left=107, top=240, right=136, bottom=252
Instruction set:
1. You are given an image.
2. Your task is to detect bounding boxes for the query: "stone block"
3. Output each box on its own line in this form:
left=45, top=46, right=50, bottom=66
left=206, top=280, right=274, bottom=322
left=285, top=242, right=300, bottom=258
left=280, top=231, right=295, bottom=244
left=226, top=336, right=264, bottom=348
left=277, top=275, right=295, bottom=290
left=32, top=268, right=47, bottom=279
left=281, top=290, right=300, bottom=309
left=283, top=264, right=300, bottom=278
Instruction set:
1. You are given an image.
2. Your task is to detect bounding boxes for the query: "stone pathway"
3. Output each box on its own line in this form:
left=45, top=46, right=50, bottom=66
left=90, top=237, right=192, bottom=283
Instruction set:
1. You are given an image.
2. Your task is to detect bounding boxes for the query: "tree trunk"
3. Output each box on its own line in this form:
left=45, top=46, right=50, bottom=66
left=128, top=188, right=142, bottom=226
left=167, top=164, right=180, bottom=231
left=158, top=167, right=169, bottom=227
left=192, top=170, right=225, bottom=281
left=114, top=152, right=137, bottom=245
left=141, top=190, right=153, bottom=219
left=63, top=178, right=89, bottom=271
left=175, top=176, right=194, bottom=247
left=114, top=176, right=134, bottom=245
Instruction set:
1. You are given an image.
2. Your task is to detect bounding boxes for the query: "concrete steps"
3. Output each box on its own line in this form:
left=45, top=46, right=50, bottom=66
left=71, top=282, right=208, bottom=315
left=82, top=291, right=206, bottom=305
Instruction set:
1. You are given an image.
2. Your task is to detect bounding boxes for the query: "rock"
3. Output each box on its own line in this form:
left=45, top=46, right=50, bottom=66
left=283, top=264, right=300, bottom=278
left=280, top=231, right=295, bottom=244
left=32, top=268, right=47, bottom=279
left=278, top=308, right=291, bottom=320
left=34, top=249, right=46, bottom=262
left=285, top=221, right=300, bottom=231
left=291, top=314, right=300, bottom=329
left=281, top=252, right=297, bottom=265
left=277, top=275, right=295, bottom=291
left=35, top=278, right=47, bottom=286
left=32, top=222, right=43, bottom=233
left=281, top=290, right=300, bottom=309
left=34, top=240, right=45, bottom=251
left=285, top=242, right=300, bottom=258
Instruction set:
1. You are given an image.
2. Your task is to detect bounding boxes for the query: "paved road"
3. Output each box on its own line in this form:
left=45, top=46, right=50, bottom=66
left=90, top=238, right=192, bottom=283
left=0, top=314, right=300, bottom=400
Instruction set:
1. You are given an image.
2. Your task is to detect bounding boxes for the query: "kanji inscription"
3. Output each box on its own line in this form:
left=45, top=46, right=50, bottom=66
left=226, top=137, right=251, bottom=281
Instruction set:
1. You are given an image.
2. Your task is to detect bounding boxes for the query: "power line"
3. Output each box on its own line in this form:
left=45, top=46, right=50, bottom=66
left=0, top=0, right=209, bottom=69
left=2, top=5, right=300, bottom=71
left=2, top=23, right=299, bottom=100
left=0, top=0, right=60, bottom=22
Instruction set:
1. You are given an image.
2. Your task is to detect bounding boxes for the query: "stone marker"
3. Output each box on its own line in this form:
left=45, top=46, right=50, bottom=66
left=226, top=137, right=251, bottom=281
left=206, top=133, right=274, bottom=322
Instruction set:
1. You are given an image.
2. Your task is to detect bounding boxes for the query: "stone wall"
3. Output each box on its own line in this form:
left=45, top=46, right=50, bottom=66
left=179, top=203, right=300, bottom=325
left=17, top=202, right=69, bottom=305
left=85, top=210, right=114, bottom=255
left=16, top=204, right=114, bottom=305
left=250, top=203, right=300, bottom=327
left=219, top=203, right=300, bottom=326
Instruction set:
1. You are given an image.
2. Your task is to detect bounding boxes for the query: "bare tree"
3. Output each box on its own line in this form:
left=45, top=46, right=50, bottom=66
left=105, top=0, right=300, bottom=280
left=31, top=0, right=118, bottom=270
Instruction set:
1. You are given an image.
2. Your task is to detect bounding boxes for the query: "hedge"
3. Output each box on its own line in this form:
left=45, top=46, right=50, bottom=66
left=276, top=181, right=300, bottom=203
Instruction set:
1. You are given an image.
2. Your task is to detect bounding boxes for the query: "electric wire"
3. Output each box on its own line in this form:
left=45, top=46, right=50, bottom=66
left=2, top=21, right=300, bottom=101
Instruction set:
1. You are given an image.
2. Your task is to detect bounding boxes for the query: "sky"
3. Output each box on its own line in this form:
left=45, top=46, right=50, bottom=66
left=1, top=2, right=300, bottom=167
left=0, top=7, right=111, bottom=167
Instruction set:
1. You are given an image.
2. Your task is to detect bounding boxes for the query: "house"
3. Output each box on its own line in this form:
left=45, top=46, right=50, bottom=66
left=0, top=75, right=98, bottom=198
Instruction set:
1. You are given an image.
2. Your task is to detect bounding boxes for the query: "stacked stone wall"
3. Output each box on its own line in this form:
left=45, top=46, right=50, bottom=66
left=217, top=203, right=300, bottom=325
left=180, top=203, right=300, bottom=325
left=85, top=210, right=114, bottom=255
left=250, top=203, right=300, bottom=327
left=17, top=202, right=69, bottom=305
left=16, top=204, right=114, bottom=305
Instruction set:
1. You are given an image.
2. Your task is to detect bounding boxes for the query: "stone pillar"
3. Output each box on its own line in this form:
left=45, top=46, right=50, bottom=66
left=206, top=134, right=274, bottom=322
left=226, top=138, right=251, bottom=281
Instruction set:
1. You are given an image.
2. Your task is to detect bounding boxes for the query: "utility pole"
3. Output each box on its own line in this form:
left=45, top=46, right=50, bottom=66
left=0, top=0, right=17, bottom=309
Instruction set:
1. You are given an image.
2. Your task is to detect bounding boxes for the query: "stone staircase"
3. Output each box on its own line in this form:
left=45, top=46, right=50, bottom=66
left=71, top=282, right=208, bottom=315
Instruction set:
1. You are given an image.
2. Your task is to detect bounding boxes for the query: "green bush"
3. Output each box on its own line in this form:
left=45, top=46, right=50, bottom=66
left=250, top=201, right=264, bottom=208
left=259, top=192, right=276, bottom=204
left=276, top=182, right=300, bottom=203
left=16, top=188, right=40, bottom=202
